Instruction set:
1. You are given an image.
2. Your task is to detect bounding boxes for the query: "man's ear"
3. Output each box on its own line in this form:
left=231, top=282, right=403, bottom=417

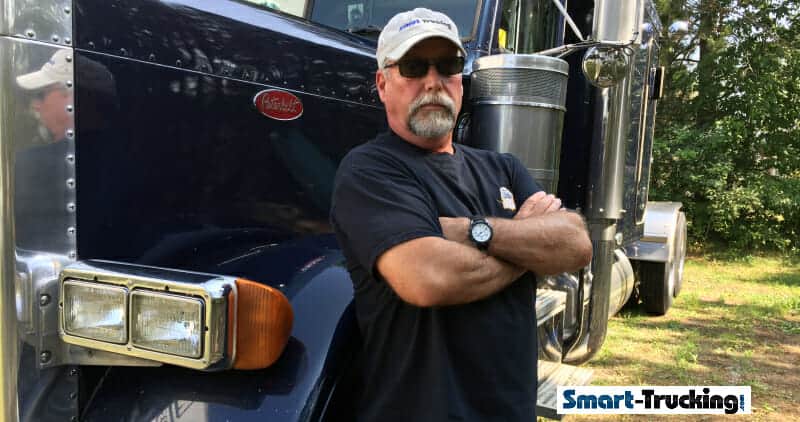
left=31, top=99, right=42, bottom=113
left=376, top=69, right=387, bottom=104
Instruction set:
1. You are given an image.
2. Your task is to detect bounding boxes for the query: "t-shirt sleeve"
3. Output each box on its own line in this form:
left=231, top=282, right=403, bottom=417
left=505, top=153, right=545, bottom=211
left=331, top=155, right=442, bottom=277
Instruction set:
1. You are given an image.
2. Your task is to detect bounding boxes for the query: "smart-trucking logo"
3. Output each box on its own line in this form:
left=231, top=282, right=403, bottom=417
left=557, top=386, right=751, bottom=415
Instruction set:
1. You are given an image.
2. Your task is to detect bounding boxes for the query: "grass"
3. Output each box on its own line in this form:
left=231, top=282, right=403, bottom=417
left=566, top=255, right=800, bottom=421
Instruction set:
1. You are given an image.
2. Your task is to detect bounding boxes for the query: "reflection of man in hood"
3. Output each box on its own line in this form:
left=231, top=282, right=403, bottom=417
left=17, top=49, right=74, bottom=142
left=14, top=50, right=76, bottom=252
left=14, top=50, right=118, bottom=253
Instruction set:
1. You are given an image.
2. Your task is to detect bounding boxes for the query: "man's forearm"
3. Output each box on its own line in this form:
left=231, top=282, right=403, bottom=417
left=376, top=236, right=525, bottom=307
left=431, top=240, right=526, bottom=305
left=488, top=211, right=592, bottom=275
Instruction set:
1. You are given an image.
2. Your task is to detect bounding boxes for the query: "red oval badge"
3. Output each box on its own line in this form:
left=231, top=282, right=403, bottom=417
left=253, top=89, right=303, bottom=121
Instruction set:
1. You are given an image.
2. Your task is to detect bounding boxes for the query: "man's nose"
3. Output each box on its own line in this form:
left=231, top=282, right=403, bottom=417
left=421, top=65, right=446, bottom=89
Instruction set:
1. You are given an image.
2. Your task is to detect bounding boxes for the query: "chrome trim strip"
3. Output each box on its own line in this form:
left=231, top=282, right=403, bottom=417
left=472, top=53, right=570, bottom=74
left=0, top=34, right=21, bottom=422
left=472, top=99, right=566, bottom=111
left=59, top=261, right=238, bottom=371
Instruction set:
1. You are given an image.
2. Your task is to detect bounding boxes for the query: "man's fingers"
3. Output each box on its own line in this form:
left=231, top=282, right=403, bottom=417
left=520, top=191, right=545, bottom=210
left=545, top=197, right=562, bottom=213
left=516, top=191, right=543, bottom=218
left=530, top=194, right=556, bottom=215
left=517, top=192, right=565, bottom=218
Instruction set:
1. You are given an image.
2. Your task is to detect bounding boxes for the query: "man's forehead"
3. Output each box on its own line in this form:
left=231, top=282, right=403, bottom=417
left=402, top=37, right=460, bottom=59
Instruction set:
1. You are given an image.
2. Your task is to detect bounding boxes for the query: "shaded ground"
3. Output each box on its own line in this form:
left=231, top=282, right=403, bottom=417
left=560, top=256, right=800, bottom=421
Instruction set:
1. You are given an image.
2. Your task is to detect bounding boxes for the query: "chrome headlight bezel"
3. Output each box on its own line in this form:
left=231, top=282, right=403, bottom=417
left=59, top=260, right=237, bottom=370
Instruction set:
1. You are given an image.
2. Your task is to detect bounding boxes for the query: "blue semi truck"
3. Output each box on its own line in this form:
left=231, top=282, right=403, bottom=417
left=1, top=0, right=687, bottom=420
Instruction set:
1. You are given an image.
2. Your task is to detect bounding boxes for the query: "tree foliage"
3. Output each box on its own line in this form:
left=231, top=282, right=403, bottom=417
left=651, top=0, right=800, bottom=252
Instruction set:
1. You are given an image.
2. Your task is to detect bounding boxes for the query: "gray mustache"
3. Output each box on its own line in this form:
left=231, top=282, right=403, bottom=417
left=409, top=92, right=456, bottom=117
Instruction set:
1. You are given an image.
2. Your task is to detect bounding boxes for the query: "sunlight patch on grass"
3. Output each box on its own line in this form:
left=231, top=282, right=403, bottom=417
left=588, top=255, right=800, bottom=421
left=675, top=340, right=699, bottom=367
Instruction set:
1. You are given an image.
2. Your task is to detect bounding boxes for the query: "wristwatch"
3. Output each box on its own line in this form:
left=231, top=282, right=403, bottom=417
left=469, top=216, right=493, bottom=250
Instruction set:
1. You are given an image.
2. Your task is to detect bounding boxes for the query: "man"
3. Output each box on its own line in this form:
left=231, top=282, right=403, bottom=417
left=330, top=8, right=592, bottom=421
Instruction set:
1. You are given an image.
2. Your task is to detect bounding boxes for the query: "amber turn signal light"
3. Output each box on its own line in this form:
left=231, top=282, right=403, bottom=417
left=232, top=278, right=293, bottom=369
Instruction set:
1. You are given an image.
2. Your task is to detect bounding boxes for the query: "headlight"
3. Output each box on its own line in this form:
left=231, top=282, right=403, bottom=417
left=59, top=260, right=293, bottom=371
left=63, top=280, right=127, bottom=343
left=131, top=291, right=204, bottom=358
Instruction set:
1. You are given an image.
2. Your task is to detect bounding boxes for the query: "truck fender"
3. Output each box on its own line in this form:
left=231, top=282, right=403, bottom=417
left=625, top=201, right=688, bottom=314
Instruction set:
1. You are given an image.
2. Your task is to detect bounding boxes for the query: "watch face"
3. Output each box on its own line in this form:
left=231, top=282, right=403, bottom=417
left=471, top=223, right=492, bottom=243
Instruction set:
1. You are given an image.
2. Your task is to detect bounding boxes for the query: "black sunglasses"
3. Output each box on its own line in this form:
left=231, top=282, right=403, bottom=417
left=385, top=56, right=465, bottom=78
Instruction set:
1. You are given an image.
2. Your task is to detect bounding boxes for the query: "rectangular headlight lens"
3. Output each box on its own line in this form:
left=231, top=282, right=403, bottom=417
left=63, top=281, right=127, bottom=343
left=131, top=291, right=204, bottom=358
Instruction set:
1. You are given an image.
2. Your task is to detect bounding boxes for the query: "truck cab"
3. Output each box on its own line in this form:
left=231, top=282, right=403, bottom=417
left=1, top=0, right=686, bottom=420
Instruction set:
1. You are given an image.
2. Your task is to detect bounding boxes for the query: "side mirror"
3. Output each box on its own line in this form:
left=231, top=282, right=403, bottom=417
left=581, top=47, right=629, bottom=88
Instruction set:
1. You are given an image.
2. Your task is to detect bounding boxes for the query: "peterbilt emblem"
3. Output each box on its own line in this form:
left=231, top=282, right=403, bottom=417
left=253, top=89, right=303, bottom=121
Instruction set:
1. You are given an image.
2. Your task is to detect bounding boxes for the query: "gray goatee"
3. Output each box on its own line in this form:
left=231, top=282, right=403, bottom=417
left=407, top=91, right=456, bottom=138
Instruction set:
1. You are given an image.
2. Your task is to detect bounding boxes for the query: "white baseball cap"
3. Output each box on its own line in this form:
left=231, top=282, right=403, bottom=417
left=377, top=8, right=466, bottom=69
left=16, top=49, right=72, bottom=90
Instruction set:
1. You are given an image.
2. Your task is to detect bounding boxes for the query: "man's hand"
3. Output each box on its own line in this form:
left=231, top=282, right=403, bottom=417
left=515, top=191, right=562, bottom=219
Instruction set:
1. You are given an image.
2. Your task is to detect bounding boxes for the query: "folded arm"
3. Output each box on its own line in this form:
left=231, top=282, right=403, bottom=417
left=439, top=192, right=593, bottom=276
left=376, top=193, right=591, bottom=307
left=488, top=211, right=592, bottom=274
left=376, top=236, right=524, bottom=307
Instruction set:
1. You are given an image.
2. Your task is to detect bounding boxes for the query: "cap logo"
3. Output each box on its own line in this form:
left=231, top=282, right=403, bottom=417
left=421, top=18, right=452, bottom=30
left=399, top=19, right=420, bottom=31
left=398, top=18, right=452, bottom=33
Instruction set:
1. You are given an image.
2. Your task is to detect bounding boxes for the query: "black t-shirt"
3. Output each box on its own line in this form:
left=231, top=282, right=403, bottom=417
left=331, top=131, right=543, bottom=421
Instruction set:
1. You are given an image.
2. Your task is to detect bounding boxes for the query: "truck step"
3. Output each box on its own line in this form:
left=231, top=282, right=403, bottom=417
left=536, top=360, right=594, bottom=420
left=536, top=289, right=567, bottom=327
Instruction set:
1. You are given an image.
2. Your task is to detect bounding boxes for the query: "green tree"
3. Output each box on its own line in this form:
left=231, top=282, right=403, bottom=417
left=651, top=0, right=800, bottom=252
